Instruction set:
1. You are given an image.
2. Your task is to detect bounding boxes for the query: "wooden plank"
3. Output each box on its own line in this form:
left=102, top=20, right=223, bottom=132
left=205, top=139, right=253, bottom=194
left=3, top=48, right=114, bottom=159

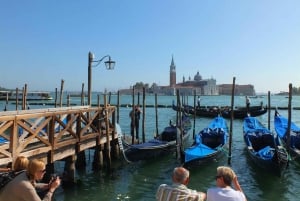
left=53, top=147, right=76, bottom=161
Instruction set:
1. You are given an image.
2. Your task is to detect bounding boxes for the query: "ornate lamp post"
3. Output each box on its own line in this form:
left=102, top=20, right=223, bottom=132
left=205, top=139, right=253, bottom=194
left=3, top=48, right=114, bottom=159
left=87, top=51, right=115, bottom=106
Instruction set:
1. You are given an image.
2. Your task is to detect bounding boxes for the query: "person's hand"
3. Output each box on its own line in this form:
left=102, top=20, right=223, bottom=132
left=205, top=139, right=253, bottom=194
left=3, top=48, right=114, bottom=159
left=49, top=176, right=61, bottom=192
left=232, top=176, right=242, bottom=191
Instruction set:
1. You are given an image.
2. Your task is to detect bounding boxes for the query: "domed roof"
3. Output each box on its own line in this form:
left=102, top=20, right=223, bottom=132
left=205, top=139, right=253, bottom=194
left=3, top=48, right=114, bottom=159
left=194, top=71, right=202, bottom=81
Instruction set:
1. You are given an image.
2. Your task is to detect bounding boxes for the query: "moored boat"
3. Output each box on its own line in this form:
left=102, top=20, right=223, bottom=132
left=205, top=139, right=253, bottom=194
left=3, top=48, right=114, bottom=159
left=243, top=116, right=289, bottom=176
left=182, top=116, right=228, bottom=167
left=274, top=110, right=300, bottom=160
left=121, top=114, right=192, bottom=162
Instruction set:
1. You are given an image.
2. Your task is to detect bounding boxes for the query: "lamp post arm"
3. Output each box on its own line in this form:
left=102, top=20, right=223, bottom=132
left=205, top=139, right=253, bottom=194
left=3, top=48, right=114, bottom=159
left=92, top=55, right=110, bottom=67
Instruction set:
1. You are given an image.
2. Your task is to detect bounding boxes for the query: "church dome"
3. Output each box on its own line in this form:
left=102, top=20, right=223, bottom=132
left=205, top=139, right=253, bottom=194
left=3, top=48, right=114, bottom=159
left=194, top=71, right=202, bottom=81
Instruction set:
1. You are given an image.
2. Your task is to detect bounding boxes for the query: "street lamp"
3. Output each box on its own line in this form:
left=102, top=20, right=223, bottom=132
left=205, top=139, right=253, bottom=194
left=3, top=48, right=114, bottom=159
left=88, top=51, right=115, bottom=106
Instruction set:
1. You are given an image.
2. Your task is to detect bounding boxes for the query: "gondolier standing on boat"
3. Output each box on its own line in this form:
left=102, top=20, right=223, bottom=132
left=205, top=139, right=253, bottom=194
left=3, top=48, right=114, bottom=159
left=197, top=96, right=201, bottom=108
left=130, top=105, right=141, bottom=140
left=245, top=96, right=250, bottom=112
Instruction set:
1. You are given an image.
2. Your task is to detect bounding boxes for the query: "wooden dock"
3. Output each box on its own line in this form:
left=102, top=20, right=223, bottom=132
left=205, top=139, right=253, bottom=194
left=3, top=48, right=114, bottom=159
left=0, top=104, right=119, bottom=181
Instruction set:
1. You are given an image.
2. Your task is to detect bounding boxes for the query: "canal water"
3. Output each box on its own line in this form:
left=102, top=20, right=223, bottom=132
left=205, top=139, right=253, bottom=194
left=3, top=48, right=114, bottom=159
left=1, top=94, right=300, bottom=201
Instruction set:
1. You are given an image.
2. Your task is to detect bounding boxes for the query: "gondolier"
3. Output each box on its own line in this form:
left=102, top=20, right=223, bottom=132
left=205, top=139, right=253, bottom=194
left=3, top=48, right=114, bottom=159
left=245, top=96, right=251, bottom=111
left=129, top=105, right=141, bottom=140
left=197, top=96, right=201, bottom=108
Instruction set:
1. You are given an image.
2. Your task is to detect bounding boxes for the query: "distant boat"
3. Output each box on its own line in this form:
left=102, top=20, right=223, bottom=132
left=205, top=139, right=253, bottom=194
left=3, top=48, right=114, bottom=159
left=182, top=116, right=228, bottom=167
left=243, top=116, right=289, bottom=176
left=172, top=101, right=267, bottom=119
left=0, top=91, right=53, bottom=101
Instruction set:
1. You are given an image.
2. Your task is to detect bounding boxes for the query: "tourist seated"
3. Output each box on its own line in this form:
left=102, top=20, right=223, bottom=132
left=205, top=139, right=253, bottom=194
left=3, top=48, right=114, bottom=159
left=207, top=166, right=247, bottom=201
left=0, top=158, right=61, bottom=201
left=156, top=167, right=206, bottom=201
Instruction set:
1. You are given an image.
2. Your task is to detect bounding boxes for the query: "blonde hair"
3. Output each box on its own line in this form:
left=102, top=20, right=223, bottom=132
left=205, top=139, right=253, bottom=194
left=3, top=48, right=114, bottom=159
left=216, top=166, right=236, bottom=186
left=13, top=156, right=29, bottom=171
left=27, top=159, right=45, bottom=182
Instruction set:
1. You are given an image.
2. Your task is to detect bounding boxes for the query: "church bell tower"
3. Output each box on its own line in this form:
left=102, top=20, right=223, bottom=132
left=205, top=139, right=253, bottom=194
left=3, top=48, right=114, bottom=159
left=170, top=55, right=176, bottom=87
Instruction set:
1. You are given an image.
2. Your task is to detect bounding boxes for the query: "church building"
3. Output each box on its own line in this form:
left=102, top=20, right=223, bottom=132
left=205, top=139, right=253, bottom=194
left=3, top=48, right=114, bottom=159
left=166, top=56, right=219, bottom=96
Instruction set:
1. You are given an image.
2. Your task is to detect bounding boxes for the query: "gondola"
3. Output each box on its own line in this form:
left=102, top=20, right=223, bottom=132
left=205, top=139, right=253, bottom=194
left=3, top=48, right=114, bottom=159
left=274, top=110, right=300, bottom=160
left=182, top=116, right=228, bottom=167
left=121, top=114, right=192, bottom=162
left=243, top=116, right=289, bottom=176
left=222, top=106, right=268, bottom=119
left=172, top=101, right=267, bottom=119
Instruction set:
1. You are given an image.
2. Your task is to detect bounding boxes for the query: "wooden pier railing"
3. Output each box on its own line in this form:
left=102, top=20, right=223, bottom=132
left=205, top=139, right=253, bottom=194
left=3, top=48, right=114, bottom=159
left=0, top=105, right=117, bottom=167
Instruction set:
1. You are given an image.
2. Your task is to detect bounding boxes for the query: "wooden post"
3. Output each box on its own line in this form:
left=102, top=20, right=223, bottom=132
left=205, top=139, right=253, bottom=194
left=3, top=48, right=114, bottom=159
left=104, top=94, right=111, bottom=171
left=64, top=155, right=76, bottom=185
left=59, top=79, right=64, bottom=107
left=54, top=88, right=58, bottom=108
left=176, top=90, right=183, bottom=160
left=67, top=94, right=70, bottom=107
left=24, top=84, right=28, bottom=110
left=81, top=83, right=84, bottom=106
left=155, top=93, right=158, bottom=137
left=117, top=91, right=120, bottom=124
left=46, top=116, right=55, bottom=182
left=97, top=94, right=100, bottom=107
left=228, top=77, right=235, bottom=165
left=15, top=88, right=19, bottom=111
left=287, top=84, right=292, bottom=156
left=22, top=85, right=27, bottom=110
left=193, top=90, right=196, bottom=139
left=142, top=87, right=146, bottom=143
left=268, top=91, right=271, bottom=130
left=76, top=151, right=86, bottom=170
left=131, top=87, right=135, bottom=144
left=108, top=92, right=111, bottom=104
left=4, top=91, right=8, bottom=111
left=93, top=145, right=104, bottom=170
left=112, top=107, right=119, bottom=158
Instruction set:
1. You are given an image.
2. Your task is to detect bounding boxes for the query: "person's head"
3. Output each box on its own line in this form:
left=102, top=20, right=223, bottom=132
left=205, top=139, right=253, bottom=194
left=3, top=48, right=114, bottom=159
left=172, top=167, right=190, bottom=185
left=27, top=159, right=46, bottom=181
left=13, top=156, right=29, bottom=171
left=215, top=166, right=236, bottom=186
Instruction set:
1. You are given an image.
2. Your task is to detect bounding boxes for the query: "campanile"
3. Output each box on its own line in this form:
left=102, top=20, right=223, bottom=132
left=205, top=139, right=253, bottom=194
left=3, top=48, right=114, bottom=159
left=169, top=55, right=176, bottom=87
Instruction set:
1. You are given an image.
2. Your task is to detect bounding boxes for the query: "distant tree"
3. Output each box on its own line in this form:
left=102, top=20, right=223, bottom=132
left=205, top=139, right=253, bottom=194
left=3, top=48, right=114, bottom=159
left=291, top=86, right=300, bottom=95
left=150, top=83, right=158, bottom=89
left=133, top=82, right=145, bottom=89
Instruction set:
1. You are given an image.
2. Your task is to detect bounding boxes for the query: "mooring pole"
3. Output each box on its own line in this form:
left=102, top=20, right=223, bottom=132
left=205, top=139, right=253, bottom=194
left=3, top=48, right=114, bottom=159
left=268, top=91, right=271, bottom=130
left=131, top=87, right=135, bottom=144
left=155, top=93, right=158, bottom=137
left=142, top=87, right=146, bottom=143
left=228, top=77, right=235, bottom=165
left=117, top=90, right=120, bottom=124
left=287, top=83, right=292, bottom=156
left=193, top=90, right=196, bottom=139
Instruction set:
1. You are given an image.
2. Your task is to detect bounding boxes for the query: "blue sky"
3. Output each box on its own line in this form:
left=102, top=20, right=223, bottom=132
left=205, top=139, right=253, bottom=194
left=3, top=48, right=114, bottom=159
left=1, top=0, right=300, bottom=94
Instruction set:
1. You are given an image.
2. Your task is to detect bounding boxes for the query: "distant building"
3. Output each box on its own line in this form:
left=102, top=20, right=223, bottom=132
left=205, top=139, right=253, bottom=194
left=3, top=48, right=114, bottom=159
left=154, top=56, right=219, bottom=96
left=119, top=56, right=255, bottom=96
left=218, top=84, right=255, bottom=96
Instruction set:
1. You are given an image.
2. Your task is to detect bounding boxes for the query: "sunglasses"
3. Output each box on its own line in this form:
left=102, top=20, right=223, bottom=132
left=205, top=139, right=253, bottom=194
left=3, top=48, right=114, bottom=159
left=39, top=169, right=46, bottom=173
left=215, top=175, right=222, bottom=180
